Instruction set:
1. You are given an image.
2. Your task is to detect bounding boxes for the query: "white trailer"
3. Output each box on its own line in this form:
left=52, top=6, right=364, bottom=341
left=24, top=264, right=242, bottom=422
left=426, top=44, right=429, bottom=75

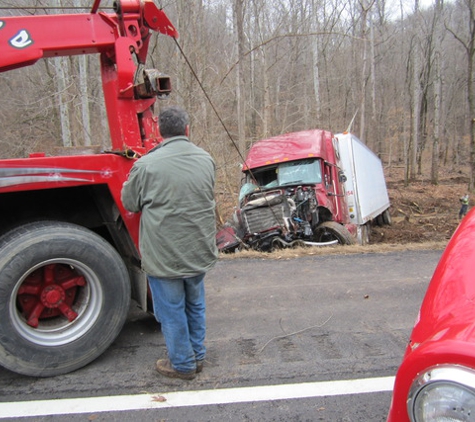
left=335, top=132, right=391, bottom=244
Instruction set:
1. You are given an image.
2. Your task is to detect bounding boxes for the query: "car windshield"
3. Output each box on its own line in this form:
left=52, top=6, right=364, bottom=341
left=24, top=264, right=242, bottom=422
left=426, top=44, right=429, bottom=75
left=277, top=159, right=322, bottom=186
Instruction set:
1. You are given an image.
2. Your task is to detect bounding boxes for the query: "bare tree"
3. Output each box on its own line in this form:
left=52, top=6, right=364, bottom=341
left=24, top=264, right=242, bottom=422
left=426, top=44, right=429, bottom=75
left=410, top=0, right=421, bottom=181
left=358, top=0, right=375, bottom=141
left=446, top=0, right=475, bottom=190
left=431, top=0, right=445, bottom=184
left=233, top=0, right=246, bottom=156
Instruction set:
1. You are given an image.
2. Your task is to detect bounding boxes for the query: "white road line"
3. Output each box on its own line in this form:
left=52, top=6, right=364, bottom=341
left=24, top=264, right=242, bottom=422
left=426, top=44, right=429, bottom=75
left=0, top=376, right=395, bottom=419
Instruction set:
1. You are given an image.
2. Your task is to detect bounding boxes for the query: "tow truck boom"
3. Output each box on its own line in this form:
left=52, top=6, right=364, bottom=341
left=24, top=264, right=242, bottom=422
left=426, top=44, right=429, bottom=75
left=0, top=0, right=178, bottom=152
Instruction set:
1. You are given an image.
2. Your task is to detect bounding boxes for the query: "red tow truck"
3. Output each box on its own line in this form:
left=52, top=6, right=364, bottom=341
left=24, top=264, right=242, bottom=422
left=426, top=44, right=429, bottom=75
left=0, top=0, right=177, bottom=376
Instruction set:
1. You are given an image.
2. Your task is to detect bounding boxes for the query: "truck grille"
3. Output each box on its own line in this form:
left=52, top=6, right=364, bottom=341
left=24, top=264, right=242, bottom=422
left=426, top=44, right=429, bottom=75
left=242, top=197, right=287, bottom=233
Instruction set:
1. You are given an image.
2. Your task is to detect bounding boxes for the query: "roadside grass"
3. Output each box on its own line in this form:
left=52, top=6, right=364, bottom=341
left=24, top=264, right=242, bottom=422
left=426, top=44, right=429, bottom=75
left=218, top=240, right=448, bottom=260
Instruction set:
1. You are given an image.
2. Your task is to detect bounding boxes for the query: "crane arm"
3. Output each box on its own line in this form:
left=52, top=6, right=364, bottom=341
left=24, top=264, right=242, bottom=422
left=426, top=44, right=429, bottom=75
left=0, top=0, right=178, bottom=73
left=0, top=0, right=178, bottom=153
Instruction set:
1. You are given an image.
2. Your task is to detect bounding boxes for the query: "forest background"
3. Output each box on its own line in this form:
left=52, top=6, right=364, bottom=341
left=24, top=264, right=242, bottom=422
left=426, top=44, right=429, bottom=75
left=0, top=0, right=474, bottom=235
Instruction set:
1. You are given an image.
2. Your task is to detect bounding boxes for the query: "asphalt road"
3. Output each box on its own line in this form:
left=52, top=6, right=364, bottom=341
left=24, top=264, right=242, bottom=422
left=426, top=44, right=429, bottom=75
left=0, top=249, right=443, bottom=421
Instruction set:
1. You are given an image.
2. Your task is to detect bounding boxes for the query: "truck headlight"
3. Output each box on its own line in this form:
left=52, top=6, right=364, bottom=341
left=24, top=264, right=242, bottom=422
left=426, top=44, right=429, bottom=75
left=408, top=365, right=475, bottom=421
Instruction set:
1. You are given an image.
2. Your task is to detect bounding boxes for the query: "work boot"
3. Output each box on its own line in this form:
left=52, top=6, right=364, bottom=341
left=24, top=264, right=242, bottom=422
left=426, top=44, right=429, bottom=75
left=196, top=360, right=204, bottom=373
left=155, top=359, right=196, bottom=380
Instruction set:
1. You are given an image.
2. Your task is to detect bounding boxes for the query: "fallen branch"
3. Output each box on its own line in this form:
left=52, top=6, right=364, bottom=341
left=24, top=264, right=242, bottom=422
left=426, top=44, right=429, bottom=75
left=410, top=201, right=423, bottom=214
left=397, top=208, right=410, bottom=222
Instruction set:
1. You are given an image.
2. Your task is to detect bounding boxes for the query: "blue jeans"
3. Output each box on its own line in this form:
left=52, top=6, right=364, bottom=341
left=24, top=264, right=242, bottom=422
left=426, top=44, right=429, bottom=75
left=148, top=274, right=206, bottom=373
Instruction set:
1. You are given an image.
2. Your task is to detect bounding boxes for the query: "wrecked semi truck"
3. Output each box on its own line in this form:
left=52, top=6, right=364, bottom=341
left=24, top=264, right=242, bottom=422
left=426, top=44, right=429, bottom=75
left=0, top=1, right=178, bottom=376
left=217, top=129, right=390, bottom=252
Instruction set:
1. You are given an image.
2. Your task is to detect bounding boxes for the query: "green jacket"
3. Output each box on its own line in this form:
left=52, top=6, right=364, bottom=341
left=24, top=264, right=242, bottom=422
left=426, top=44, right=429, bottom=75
left=121, top=136, right=218, bottom=278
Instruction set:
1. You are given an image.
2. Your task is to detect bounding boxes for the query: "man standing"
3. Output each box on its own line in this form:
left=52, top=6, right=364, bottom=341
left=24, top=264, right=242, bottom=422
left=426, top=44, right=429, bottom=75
left=121, top=106, right=218, bottom=380
left=459, top=193, right=470, bottom=220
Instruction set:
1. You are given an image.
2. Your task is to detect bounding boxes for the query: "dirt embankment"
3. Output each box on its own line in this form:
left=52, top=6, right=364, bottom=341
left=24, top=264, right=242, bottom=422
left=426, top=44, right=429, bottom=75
left=371, top=168, right=469, bottom=245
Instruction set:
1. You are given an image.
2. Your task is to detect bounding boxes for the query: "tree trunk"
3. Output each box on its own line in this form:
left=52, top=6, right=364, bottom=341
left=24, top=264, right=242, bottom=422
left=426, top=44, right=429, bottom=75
left=431, top=0, right=444, bottom=185
left=431, top=51, right=441, bottom=185
left=53, top=0, right=71, bottom=148
left=55, top=58, right=71, bottom=148
left=447, top=0, right=475, bottom=189
left=78, top=56, right=91, bottom=147
left=311, top=0, right=321, bottom=122
left=370, top=10, right=378, bottom=152
left=411, top=0, right=421, bottom=181
left=234, top=0, right=246, bottom=157
left=359, top=2, right=369, bottom=141
left=469, top=1, right=475, bottom=191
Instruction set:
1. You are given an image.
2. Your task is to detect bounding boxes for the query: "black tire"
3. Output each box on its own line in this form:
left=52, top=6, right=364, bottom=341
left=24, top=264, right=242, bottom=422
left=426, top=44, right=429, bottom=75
left=382, top=209, right=392, bottom=225
left=376, top=214, right=385, bottom=226
left=313, top=221, right=355, bottom=245
left=358, top=224, right=371, bottom=245
left=0, top=221, right=130, bottom=377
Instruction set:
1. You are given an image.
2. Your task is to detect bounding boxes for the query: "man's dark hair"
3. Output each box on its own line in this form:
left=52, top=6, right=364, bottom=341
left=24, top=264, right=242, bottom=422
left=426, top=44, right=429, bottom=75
left=158, top=106, right=189, bottom=138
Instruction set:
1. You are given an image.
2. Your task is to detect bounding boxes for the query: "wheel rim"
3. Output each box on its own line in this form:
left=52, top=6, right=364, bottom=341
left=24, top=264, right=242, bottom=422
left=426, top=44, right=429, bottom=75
left=317, top=228, right=339, bottom=243
left=10, top=258, right=103, bottom=346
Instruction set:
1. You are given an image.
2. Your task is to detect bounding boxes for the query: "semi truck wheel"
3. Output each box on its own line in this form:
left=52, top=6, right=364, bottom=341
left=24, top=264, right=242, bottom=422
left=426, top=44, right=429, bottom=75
left=358, top=224, right=371, bottom=245
left=313, top=221, right=354, bottom=245
left=0, top=221, right=130, bottom=377
left=383, top=209, right=392, bottom=225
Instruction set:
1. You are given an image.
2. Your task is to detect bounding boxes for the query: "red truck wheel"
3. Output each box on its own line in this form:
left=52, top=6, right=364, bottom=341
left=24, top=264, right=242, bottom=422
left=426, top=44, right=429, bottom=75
left=0, top=221, right=130, bottom=377
left=313, top=221, right=354, bottom=245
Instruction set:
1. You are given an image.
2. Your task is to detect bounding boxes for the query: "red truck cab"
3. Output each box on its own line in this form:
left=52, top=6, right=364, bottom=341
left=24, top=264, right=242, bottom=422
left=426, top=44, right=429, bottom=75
left=243, top=129, right=350, bottom=223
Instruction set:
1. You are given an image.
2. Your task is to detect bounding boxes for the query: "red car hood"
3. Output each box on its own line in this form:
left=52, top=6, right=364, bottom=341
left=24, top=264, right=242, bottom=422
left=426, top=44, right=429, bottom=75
left=411, top=208, right=475, bottom=347
left=388, top=207, right=475, bottom=421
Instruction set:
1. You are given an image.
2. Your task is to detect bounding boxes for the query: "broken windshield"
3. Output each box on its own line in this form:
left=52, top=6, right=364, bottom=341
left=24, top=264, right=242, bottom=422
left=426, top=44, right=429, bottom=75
left=242, top=159, right=323, bottom=196
left=277, top=159, right=322, bottom=186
